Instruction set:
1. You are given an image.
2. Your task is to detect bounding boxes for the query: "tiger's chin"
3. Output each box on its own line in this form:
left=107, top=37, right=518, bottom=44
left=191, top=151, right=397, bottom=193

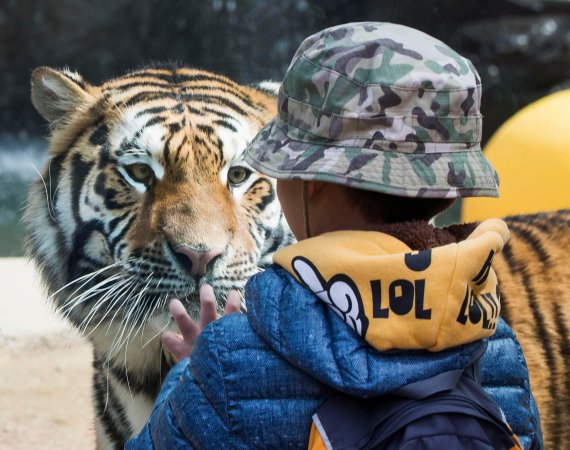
left=92, top=313, right=175, bottom=362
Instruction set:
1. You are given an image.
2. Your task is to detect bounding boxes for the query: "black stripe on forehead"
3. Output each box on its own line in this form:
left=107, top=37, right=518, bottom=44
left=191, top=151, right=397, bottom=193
left=119, top=69, right=235, bottom=84
left=109, top=80, right=255, bottom=116
left=181, top=84, right=255, bottom=106
left=111, top=71, right=243, bottom=94
left=141, top=115, right=168, bottom=130
left=162, top=134, right=191, bottom=169
left=119, top=89, right=253, bottom=118
left=187, top=94, right=250, bottom=116
left=115, top=112, right=173, bottom=153
left=201, top=106, right=237, bottom=120
left=134, top=106, right=168, bottom=117
left=110, top=81, right=171, bottom=92
left=122, top=91, right=178, bottom=107
left=170, top=72, right=242, bottom=88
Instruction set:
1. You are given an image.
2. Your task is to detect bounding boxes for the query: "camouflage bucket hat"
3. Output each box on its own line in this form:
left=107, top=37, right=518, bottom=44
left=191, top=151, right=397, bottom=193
left=245, top=22, right=499, bottom=198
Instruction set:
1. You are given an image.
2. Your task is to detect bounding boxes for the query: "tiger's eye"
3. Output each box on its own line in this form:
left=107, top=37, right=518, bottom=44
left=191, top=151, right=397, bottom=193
left=125, top=163, right=154, bottom=187
left=227, top=166, right=251, bottom=186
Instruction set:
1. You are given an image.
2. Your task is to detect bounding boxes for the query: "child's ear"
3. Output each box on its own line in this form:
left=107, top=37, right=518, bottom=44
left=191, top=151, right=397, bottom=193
left=31, top=67, right=95, bottom=128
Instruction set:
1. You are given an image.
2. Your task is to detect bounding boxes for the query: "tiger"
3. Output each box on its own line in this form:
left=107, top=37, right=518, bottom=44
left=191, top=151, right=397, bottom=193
left=440, top=209, right=569, bottom=449
left=24, top=65, right=293, bottom=449
left=495, top=209, right=570, bottom=450
left=25, top=65, right=569, bottom=449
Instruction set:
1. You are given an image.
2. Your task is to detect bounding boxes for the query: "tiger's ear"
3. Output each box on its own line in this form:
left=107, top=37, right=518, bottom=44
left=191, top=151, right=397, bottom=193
left=31, top=67, right=95, bottom=127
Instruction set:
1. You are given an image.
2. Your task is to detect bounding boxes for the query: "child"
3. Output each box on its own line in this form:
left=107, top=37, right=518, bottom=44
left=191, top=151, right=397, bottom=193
left=127, top=22, right=541, bottom=449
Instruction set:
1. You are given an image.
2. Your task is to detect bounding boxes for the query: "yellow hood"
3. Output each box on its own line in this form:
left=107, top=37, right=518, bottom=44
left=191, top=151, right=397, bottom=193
left=273, top=219, right=510, bottom=352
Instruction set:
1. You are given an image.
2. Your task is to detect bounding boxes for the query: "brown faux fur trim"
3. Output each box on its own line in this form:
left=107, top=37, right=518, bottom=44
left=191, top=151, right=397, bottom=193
left=376, top=221, right=479, bottom=251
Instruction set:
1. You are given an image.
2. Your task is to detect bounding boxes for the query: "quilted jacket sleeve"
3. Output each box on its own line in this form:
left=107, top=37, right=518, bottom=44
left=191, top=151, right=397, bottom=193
left=481, top=319, right=543, bottom=450
left=126, top=322, right=233, bottom=450
left=127, top=310, right=329, bottom=450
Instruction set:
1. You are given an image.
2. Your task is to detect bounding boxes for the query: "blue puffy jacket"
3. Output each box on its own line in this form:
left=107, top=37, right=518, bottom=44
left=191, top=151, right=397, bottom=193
left=127, top=266, right=542, bottom=449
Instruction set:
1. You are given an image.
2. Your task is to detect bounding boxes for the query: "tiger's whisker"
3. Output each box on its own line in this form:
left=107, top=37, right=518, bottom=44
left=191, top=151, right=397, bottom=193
left=52, top=259, right=133, bottom=305
left=79, top=277, right=136, bottom=336
left=60, top=274, right=127, bottom=323
left=30, top=163, right=56, bottom=222
left=59, top=273, right=125, bottom=314
left=111, top=275, right=155, bottom=354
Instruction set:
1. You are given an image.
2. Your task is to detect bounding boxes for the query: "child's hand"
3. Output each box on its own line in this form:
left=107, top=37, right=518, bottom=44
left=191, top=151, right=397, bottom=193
left=162, top=284, right=241, bottom=361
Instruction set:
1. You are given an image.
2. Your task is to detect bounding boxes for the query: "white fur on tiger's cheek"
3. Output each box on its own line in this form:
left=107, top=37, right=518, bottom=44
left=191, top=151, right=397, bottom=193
left=26, top=197, right=61, bottom=264
left=55, top=176, right=77, bottom=249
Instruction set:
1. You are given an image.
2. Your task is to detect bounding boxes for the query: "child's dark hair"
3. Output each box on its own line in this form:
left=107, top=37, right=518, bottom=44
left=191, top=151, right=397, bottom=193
left=345, top=187, right=455, bottom=224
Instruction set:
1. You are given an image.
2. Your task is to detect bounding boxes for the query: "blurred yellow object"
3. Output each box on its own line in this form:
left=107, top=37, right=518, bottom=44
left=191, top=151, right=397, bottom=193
left=462, top=89, right=570, bottom=222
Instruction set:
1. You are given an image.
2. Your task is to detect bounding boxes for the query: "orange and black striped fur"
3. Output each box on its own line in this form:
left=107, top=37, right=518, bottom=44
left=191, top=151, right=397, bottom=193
left=443, top=210, right=569, bottom=449
left=25, top=65, right=293, bottom=449
left=497, top=210, right=570, bottom=450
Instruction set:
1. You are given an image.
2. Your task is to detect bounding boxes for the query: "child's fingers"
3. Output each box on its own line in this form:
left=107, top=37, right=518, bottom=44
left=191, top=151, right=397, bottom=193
left=199, top=284, right=218, bottom=329
left=165, top=288, right=237, bottom=362
left=223, top=290, right=242, bottom=315
left=161, top=331, right=188, bottom=362
left=168, top=299, right=198, bottom=341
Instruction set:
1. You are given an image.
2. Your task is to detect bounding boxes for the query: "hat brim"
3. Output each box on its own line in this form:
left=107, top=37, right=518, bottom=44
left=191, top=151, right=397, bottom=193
left=244, top=118, right=499, bottom=199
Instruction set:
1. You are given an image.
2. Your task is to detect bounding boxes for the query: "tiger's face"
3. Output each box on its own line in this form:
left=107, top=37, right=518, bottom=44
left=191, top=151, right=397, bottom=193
left=25, top=66, right=291, bottom=340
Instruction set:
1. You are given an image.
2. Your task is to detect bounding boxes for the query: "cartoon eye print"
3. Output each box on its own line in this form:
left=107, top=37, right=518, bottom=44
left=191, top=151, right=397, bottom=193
left=292, top=256, right=369, bottom=337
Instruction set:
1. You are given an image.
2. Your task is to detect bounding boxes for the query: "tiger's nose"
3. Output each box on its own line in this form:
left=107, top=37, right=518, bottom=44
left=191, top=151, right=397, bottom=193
left=174, top=245, right=223, bottom=277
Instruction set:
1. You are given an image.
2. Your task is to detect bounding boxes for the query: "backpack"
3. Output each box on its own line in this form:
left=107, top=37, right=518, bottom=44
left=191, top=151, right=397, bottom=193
left=308, top=361, right=523, bottom=450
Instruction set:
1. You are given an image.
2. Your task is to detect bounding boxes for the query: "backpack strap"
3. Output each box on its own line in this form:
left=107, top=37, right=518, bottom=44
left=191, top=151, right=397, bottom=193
left=392, top=368, right=464, bottom=399
left=393, top=359, right=481, bottom=400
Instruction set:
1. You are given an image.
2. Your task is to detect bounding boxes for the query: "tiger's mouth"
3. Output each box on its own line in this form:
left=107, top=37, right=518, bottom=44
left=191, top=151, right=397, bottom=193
left=57, top=233, right=249, bottom=338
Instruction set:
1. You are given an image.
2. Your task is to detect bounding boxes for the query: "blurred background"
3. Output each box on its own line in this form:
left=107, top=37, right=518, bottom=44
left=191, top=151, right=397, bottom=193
left=1, top=0, right=570, bottom=256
